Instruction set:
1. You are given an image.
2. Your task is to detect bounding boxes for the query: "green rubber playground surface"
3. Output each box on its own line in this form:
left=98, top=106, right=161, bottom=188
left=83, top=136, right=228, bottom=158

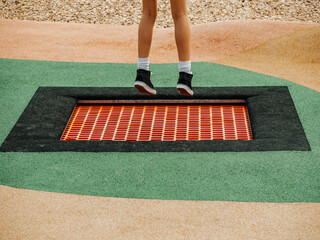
left=0, top=58, right=319, bottom=202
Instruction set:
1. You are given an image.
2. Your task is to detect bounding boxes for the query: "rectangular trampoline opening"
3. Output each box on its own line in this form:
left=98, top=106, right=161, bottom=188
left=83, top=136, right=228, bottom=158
left=60, top=100, right=253, bottom=141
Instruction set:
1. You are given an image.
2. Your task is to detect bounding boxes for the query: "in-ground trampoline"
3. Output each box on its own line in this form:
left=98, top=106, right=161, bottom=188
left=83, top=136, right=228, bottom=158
left=0, top=86, right=310, bottom=152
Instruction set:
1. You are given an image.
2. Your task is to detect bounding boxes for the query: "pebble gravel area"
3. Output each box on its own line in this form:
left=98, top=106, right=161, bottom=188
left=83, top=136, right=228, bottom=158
left=1, top=0, right=319, bottom=28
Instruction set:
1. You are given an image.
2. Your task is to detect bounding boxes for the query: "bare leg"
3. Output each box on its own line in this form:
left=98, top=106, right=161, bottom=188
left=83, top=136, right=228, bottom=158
left=170, top=0, right=191, bottom=61
left=135, top=0, right=158, bottom=95
left=138, top=0, right=157, bottom=58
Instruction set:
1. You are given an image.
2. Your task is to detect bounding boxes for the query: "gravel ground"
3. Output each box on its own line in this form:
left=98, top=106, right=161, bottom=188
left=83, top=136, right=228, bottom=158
left=1, top=0, right=319, bottom=28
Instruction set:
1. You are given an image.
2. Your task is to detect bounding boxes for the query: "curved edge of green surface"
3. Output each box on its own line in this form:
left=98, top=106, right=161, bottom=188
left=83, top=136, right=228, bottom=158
left=0, top=58, right=319, bottom=203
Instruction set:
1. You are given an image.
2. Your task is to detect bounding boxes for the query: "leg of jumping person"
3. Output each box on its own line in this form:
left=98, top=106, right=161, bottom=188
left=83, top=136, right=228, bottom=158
left=134, top=0, right=158, bottom=95
left=170, top=0, right=194, bottom=96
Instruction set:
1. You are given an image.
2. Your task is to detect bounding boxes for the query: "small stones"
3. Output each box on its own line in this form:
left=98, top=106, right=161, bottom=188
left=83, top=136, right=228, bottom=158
left=0, top=0, right=318, bottom=27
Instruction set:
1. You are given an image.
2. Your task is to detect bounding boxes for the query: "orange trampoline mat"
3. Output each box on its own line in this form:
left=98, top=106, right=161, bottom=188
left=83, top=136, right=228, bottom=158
left=61, top=104, right=253, bottom=141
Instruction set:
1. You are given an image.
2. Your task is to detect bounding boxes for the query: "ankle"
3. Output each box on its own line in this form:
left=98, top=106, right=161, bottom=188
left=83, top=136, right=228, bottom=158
left=138, top=57, right=149, bottom=71
left=178, top=60, right=191, bottom=74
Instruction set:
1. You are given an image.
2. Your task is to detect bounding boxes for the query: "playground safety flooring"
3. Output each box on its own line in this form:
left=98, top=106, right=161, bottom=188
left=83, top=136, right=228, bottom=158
left=0, top=19, right=319, bottom=239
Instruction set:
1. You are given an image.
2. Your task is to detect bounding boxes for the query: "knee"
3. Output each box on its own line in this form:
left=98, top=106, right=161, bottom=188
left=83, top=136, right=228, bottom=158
left=142, top=11, right=157, bottom=23
left=171, top=11, right=188, bottom=21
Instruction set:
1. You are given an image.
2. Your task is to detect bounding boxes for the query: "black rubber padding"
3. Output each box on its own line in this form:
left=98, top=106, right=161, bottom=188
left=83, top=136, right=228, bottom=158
left=0, top=86, right=311, bottom=152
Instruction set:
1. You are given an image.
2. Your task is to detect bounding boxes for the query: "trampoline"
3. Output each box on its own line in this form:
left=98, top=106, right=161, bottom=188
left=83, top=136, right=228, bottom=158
left=0, top=86, right=310, bottom=152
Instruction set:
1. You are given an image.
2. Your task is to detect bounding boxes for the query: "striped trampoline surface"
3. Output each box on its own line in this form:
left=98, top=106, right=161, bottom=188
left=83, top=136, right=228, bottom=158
left=60, top=104, right=253, bottom=141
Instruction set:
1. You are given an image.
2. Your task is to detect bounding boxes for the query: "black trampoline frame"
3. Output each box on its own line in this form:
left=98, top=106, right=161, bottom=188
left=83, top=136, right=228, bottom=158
left=0, top=86, right=311, bottom=152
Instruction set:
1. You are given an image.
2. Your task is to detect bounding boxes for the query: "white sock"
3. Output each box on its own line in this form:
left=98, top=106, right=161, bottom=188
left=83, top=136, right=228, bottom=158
left=178, top=60, right=192, bottom=74
left=138, top=57, right=149, bottom=71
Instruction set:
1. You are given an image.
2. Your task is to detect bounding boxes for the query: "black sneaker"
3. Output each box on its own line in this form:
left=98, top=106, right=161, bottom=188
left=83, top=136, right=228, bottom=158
left=176, top=71, right=194, bottom=96
left=134, top=69, right=156, bottom=95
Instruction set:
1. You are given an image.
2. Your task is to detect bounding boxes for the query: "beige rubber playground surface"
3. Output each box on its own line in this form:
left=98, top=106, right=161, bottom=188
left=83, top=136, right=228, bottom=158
left=0, top=18, right=320, bottom=239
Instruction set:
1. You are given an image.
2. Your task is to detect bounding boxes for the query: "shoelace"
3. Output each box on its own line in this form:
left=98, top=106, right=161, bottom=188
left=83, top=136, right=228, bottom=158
left=180, top=72, right=192, bottom=84
left=138, top=70, right=152, bottom=78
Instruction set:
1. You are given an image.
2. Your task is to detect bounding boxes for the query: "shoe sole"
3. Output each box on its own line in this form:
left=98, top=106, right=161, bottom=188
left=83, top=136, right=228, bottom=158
left=135, top=81, right=156, bottom=95
left=176, top=83, right=194, bottom=96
